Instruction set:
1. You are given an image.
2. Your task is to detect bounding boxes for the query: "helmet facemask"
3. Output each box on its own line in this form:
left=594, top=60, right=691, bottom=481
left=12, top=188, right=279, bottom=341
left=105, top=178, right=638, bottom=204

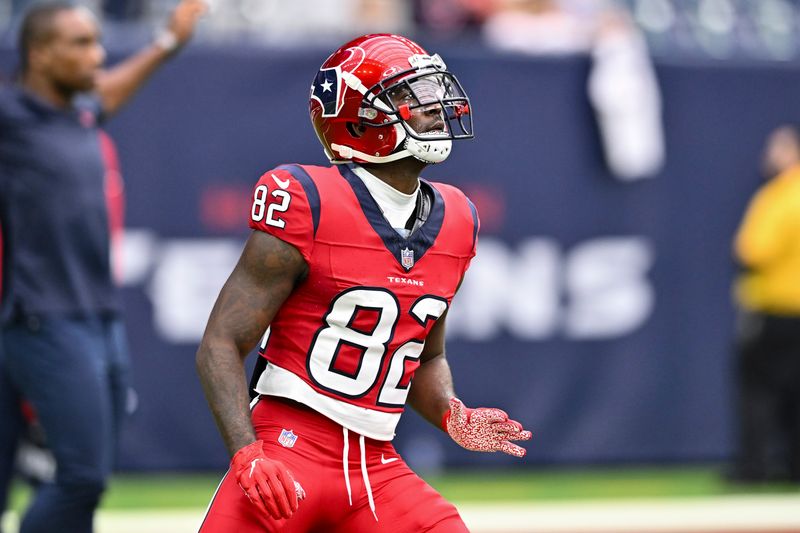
left=361, top=59, right=473, bottom=164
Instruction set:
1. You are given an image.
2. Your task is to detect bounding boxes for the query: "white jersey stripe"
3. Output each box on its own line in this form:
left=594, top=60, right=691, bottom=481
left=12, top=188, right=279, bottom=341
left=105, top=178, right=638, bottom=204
left=254, top=363, right=400, bottom=441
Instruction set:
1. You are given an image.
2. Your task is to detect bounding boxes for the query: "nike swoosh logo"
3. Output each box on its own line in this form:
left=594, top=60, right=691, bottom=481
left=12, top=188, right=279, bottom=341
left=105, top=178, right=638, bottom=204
left=380, top=454, right=398, bottom=464
left=249, top=458, right=263, bottom=477
left=272, top=173, right=290, bottom=190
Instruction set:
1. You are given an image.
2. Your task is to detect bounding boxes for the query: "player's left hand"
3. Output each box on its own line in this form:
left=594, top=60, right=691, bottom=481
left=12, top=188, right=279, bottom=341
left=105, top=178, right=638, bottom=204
left=443, top=398, right=532, bottom=457
left=167, top=0, right=207, bottom=47
left=231, top=440, right=303, bottom=520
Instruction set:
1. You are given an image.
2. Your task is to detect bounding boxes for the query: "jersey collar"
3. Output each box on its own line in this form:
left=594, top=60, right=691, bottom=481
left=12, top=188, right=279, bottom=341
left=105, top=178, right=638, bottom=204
left=337, top=165, right=445, bottom=272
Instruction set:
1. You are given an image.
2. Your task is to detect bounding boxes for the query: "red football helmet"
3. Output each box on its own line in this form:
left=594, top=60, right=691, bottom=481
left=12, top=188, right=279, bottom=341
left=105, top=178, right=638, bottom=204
left=309, top=34, right=473, bottom=165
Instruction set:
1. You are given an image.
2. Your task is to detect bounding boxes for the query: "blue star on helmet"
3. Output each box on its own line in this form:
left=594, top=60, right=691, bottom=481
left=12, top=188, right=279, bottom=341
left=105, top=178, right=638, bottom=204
left=311, top=68, right=342, bottom=117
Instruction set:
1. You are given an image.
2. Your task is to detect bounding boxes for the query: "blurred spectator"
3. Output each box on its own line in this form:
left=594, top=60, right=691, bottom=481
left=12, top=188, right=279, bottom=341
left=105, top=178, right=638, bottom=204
left=413, top=0, right=496, bottom=36
left=587, top=8, right=665, bottom=180
left=631, top=0, right=800, bottom=61
left=200, top=0, right=410, bottom=46
left=483, top=0, right=599, bottom=54
left=483, top=0, right=665, bottom=180
left=730, top=125, right=800, bottom=484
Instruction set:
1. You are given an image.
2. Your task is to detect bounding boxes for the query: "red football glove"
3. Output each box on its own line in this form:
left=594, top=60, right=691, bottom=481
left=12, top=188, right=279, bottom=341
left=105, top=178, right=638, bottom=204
left=443, top=398, right=532, bottom=458
left=231, top=440, right=305, bottom=520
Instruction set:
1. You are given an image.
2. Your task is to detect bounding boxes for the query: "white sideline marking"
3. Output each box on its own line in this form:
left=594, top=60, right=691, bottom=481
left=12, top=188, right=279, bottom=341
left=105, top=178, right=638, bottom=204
left=1, top=510, right=203, bottom=533
left=459, top=494, right=800, bottom=532
left=3, top=494, right=800, bottom=533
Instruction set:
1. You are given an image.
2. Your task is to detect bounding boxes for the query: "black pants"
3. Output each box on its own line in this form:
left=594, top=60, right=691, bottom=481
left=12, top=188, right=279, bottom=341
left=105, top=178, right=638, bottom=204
left=0, top=314, right=131, bottom=533
left=732, top=311, right=800, bottom=482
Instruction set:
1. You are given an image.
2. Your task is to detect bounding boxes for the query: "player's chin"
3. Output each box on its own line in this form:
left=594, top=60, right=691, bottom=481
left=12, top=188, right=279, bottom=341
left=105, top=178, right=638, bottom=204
left=77, top=75, right=98, bottom=92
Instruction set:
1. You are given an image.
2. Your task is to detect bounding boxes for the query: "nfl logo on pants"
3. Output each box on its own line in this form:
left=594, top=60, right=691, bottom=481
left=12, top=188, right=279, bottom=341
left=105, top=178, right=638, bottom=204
left=278, top=429, right=298, bottom=448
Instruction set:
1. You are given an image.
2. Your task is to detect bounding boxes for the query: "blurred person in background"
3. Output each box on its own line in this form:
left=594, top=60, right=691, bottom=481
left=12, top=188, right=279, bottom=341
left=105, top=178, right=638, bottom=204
left=730, top=124, right=800, bottom=484
left=3, top=128, right=127, bottom=494
left=0, top=1, right=206, bottom=532
left=482, top=0, right=665, bottom=180
left=482, top=0, right=598, bottom=54
left=198, top=0, right=409, bottom=46
left=196, top=33, right=532, bottom=532
left=412, top=0, right=495, bottom=36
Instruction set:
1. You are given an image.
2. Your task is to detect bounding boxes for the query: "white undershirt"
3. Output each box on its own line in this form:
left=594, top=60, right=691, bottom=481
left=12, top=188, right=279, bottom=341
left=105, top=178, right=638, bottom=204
left=350, top=164, right=419, bottom=238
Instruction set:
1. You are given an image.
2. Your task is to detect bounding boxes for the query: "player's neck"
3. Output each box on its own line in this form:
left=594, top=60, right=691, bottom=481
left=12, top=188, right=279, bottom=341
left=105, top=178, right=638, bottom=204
left=361, top=158, right=427, bottom=195
left=21, top=72, right=73, bottom=109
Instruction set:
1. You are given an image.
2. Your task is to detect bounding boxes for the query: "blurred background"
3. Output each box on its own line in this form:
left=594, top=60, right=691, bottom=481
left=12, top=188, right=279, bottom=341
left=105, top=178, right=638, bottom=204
left=3, top=0, right=800, bottom=531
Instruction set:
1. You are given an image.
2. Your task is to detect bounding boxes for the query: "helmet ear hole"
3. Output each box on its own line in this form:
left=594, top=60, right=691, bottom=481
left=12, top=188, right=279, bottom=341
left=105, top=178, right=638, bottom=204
left=346, top=122, right=366, bottom=138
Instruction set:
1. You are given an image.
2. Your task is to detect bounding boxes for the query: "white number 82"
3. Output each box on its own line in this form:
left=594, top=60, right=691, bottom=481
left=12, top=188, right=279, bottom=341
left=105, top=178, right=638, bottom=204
left=251, top=184, right=291, bottom=228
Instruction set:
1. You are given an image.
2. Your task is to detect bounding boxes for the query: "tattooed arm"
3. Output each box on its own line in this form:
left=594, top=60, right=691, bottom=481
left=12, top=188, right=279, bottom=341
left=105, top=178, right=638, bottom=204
left=196, top=230, right=307, bottom=456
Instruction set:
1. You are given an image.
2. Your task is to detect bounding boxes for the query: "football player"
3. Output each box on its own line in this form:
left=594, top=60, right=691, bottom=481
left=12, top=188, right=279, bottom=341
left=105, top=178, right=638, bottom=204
left=197, top=33, right=532, bottom=532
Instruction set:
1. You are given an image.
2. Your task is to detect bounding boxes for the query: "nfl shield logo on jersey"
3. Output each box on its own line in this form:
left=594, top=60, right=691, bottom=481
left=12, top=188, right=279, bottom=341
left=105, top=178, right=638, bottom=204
left=278, top=429, right=298, bottom=448
left=401, top=247, right=415, bottom=270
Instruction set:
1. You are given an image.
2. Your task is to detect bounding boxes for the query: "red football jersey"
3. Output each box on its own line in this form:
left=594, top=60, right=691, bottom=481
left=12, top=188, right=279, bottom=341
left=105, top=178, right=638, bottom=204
left=249, top=164, right=478, bottom=440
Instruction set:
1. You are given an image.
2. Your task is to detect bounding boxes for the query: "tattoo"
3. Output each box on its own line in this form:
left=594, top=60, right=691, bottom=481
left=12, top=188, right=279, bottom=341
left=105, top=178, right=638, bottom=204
left=214, top=231, right=307, bottom=350
left=196, top=230, right=307, bottom=455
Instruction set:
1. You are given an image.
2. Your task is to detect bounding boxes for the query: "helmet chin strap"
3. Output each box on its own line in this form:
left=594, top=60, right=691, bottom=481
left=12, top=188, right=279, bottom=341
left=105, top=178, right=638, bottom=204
left=403, top=135, right=452, bottom=164
left=393, top=117, right=452, bottom=164
left=330, top=127, right=452, bottom=165
left=330, top=143, right=409, bottom=164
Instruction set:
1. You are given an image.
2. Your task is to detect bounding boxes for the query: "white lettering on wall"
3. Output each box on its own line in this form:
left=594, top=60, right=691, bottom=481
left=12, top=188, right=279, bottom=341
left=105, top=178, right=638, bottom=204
left=120, top=231, right=654, bottom=344
left=447, top=236, right=654, bottom=341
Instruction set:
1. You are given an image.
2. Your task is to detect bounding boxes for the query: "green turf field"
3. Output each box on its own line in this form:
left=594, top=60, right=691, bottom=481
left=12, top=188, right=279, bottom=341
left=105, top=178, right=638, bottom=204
left=9, top=466, right=800, bottom=512
left=7, top=469, right=800, bottom=533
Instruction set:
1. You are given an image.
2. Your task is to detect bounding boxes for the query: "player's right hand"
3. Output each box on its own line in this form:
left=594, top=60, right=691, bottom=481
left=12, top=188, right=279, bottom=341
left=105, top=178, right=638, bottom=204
left=231, top=440, right=303, bottom=520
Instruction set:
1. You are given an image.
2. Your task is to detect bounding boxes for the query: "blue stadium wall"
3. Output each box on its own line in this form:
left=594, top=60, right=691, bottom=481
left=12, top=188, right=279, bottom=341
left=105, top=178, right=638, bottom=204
left=1, top=45, right=796, bottom=471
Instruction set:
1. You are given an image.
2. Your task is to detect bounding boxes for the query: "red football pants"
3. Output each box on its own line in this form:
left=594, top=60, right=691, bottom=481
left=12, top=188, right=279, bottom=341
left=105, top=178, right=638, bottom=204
left=199, top=396, right=468, bottom=532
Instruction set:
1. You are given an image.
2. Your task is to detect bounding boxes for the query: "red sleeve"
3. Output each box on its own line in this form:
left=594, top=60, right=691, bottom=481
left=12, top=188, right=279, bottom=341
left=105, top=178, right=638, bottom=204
left=432, top=181, right=480, bottom=277
left=464, top=195, right=480, bottom=272
left=466, top=196, right=479, bottom=259
left=248, top=167, right=316, bottom=263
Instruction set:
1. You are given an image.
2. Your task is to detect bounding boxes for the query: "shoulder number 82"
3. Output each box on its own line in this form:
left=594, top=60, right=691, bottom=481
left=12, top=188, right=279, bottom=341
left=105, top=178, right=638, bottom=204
left=251, top=184, right=291, bottom=229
